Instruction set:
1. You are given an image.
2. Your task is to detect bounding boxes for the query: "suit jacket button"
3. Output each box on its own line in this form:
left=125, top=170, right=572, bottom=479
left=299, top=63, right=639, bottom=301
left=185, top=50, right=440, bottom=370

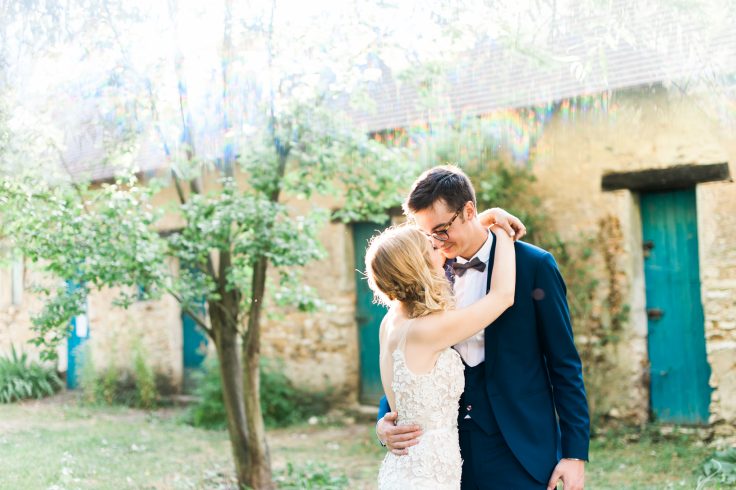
left=466, top=405, right=472, bottom=411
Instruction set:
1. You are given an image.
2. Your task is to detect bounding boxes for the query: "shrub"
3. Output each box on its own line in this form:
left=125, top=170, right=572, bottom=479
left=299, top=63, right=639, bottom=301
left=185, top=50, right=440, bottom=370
left=187, top=358, right=227, bottom=430
left=79, top=347, right=159, bottom=408
left=187, top=357, right=333, bottom=430
left=261, top=358, right=333, bottom=428
left=133, top=344, right=157, bottom=409
left=0, top=346, right=63, bottom=403
left=275, top=461, right=349, bottom=489
left=698, top=447, right=736, bottom=489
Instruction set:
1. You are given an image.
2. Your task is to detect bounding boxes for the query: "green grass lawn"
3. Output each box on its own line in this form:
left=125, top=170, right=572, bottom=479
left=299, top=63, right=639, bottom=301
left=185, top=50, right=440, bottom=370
left=585, top=427, right=731, bottom=490
left=0, top=394, right=732, bottom=489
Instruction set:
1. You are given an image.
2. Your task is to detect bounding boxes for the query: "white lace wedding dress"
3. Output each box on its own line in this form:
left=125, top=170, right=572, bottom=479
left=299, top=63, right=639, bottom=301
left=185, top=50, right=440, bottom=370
left=378, top=332, right=465, bottom=490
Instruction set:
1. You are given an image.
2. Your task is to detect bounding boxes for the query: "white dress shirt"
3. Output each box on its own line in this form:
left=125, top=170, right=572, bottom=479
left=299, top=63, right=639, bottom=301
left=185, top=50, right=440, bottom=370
left=453, top=231, right=494, bottom=367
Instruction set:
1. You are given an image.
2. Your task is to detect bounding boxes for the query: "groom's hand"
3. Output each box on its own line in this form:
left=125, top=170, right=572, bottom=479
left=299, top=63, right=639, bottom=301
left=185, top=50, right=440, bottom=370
left=377, top=411, right=422, bottom=456
left=547, top=459, right=585, bottom=490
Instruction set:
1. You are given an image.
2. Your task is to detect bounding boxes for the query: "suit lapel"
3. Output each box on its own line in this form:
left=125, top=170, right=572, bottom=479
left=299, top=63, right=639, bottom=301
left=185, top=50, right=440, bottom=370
left=485, top=236, right=497, bottom=374
left=485, top=237, right=496, bottom=293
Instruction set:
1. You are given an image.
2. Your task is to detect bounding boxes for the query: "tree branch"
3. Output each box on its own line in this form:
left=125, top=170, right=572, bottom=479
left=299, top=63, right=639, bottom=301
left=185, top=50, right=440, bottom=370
left=166, top=287, right=213, bottom=337
left=221, top=0, right=235, bottom=179
left=53, top=146, right=90, bottom=214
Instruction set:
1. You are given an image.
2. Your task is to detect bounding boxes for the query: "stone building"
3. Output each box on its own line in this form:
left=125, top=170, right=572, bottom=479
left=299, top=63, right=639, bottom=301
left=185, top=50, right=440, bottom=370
left=1, top=1, right=735, bottom=434
left=339, top=2, right=736, bottom=432
left=531, top=88, right=735, bottom=434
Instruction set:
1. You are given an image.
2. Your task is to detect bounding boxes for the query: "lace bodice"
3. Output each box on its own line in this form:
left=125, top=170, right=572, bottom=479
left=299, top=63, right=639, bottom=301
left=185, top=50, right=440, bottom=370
left=391, top=347, right=465, bottom=430
left=378, top=342, right=465, bottom=490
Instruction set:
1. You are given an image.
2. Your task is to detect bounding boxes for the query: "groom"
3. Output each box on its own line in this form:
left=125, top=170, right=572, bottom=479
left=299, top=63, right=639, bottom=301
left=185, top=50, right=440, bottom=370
left=376, top=166, right=589, bottom=489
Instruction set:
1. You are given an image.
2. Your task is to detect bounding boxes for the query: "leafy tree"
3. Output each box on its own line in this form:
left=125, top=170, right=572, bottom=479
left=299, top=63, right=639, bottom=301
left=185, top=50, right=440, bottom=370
left=0, top=1, right=422, bottom=487
left=1, top=105, right=416, bottom=490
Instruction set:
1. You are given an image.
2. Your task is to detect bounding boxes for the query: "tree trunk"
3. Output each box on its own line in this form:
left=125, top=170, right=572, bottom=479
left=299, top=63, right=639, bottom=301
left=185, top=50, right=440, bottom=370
left=242, top=255, right=274, bottom=489
left=210, top=310, right=251, bottom=488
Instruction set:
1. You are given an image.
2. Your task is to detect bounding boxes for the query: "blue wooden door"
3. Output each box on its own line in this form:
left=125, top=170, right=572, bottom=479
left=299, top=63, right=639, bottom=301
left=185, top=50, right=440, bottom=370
left=182, top=299, right=208, bottom=369
left=66, top=283, right=89, bottom=389
left=353, top=222, right=389, bottom=404
left=641, top=189, right=711, bottom=424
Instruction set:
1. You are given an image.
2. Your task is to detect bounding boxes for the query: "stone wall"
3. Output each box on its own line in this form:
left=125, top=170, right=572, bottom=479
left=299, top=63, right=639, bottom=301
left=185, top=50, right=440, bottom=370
left=699, top=178, right=736, bottom=434
left=532, top=86, right=736, bottom=429
left=84, top=286, right=183, bottom=387
left=0, top=265, right=50, bottom=362
left=2, top=85, right=734, bottom=426
left=0, top=262, right=183, bottom=387
left=260, top=214, right=360, bottom=401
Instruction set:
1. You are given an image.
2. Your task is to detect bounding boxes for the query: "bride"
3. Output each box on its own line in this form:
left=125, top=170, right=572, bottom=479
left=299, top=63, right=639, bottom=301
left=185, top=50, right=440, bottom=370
left=365, top=222, right=515, bottom=490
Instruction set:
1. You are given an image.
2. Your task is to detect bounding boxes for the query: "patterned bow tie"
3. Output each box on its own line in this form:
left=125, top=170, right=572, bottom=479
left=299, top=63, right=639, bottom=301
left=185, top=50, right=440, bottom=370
left=451, top=256, right=486, bottom=277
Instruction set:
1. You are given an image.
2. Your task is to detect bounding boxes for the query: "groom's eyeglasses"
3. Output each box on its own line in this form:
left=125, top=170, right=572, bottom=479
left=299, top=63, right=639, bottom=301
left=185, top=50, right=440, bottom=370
left=427, top=207, right=463, bottom=242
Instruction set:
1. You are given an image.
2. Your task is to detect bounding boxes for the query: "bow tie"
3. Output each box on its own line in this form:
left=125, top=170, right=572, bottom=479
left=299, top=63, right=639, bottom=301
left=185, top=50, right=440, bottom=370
left=451, top=256, right=486, bottom=277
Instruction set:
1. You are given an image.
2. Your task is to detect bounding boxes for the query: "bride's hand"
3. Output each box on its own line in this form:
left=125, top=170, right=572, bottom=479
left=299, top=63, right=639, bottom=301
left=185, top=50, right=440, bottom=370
left=479, top=207, right=526, bottom=240
left=489, top=223, right=515, bottom=242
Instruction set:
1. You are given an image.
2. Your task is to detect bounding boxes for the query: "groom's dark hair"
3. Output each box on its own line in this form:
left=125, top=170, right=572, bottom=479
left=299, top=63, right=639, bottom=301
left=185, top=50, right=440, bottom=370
left=403, top=165, right=476, bottom=215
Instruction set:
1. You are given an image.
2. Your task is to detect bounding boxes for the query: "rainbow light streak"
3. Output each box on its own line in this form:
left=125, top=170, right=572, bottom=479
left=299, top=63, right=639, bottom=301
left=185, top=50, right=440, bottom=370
left=373, top=91, right=619, bottom=165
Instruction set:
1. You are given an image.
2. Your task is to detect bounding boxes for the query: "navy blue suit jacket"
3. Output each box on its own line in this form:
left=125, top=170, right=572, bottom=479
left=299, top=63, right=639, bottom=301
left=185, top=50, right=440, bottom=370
left=377, top=240, right=590, bottom=483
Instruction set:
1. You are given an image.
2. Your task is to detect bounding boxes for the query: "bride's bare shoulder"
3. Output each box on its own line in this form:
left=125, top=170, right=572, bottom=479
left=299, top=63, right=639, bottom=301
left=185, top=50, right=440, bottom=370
left=380, top=308, right=408, bottom=348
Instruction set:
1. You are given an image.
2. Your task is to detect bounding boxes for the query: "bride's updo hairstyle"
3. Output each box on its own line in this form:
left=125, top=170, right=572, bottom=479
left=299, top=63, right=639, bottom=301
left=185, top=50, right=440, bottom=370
left=365, top=224, right=455, bottom=318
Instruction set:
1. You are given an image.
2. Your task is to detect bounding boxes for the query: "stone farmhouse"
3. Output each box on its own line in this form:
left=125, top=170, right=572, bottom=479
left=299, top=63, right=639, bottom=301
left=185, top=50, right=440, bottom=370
left=1, top=1, right=734, bottom=433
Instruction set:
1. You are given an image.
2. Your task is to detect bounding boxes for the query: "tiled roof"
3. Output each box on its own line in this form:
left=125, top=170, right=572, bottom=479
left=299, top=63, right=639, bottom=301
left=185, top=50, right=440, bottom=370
left=348, top=1, right=736, bottom=132
left=63, top=139, right=166, bottom=182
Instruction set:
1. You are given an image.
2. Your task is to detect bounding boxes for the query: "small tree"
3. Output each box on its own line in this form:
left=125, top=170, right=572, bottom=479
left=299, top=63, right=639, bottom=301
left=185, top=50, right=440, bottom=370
left=1, top=103, right=415, bottom=488
left=0, top=1, right=424, bottom=486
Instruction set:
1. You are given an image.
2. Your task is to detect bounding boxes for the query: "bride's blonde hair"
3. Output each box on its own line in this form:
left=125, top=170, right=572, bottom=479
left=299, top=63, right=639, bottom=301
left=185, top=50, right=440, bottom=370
left=365, top=224, right=455, bottom=318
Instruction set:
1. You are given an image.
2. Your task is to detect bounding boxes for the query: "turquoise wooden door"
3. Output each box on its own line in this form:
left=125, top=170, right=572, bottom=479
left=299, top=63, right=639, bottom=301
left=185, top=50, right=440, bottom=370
left=180, top=263, right=208, bottom=370
left=641, top=189, right=711, bottom=424
left=353, top=222, right=389, bottom=404
left=182, top=301, right=207, bottom=369
left=67, top=312, right=89, bottom=389
left=181, top=297, right=207, bottom=393
left=66, top=282, right=89, bottom=390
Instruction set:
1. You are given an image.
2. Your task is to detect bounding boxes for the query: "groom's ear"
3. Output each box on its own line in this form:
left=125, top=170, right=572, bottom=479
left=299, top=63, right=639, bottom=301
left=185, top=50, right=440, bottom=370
left=463, top=201, right=477, bottom=220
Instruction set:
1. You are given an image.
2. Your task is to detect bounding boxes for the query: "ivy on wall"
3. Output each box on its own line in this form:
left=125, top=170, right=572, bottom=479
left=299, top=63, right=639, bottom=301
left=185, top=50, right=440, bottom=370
left=463, top=159, right=630, bottom=424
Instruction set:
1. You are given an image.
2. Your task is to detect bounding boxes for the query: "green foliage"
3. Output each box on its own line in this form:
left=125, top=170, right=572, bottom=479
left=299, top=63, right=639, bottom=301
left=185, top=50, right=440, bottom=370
left=407, top=117, right=547, bottom=240
left=0, top=346, right=63, bottom=403
left=133, top=343, right=157, bottom=409
left=0, top=92, right=413, bottom=487
left=102, top=365, right=126, bottom=405
left=186, top=359, right=227, bottom=430
left=0, top=98, right=414, bottom=359
left=698, top=447, right=736, bottom=488
left=465, top=160, right=546, bottom=243
left=79, top=348, right=159, bottom=408
left=275, top=461, right=349, bottom=490
left=260, top=358, right=333, bottom=428
left=79, top=344, right=97, bottom=404
left=0, top=176, right=169, bottom=359
left=187, top=357, right=334, bottom=430
left=238, top=104, right=416, bottom=225
left=81, top=364, right=137, bottom=406
left=542, top=233, right=600, bottom=331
